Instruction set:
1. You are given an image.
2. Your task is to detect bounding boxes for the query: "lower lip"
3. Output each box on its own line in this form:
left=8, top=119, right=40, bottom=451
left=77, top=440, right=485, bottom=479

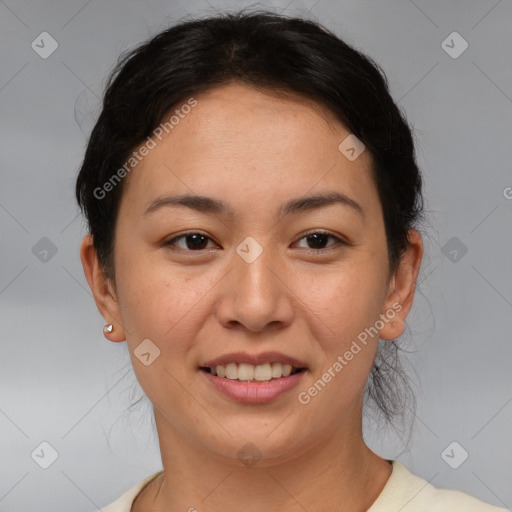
left=200, top=369, right=306, bottom=404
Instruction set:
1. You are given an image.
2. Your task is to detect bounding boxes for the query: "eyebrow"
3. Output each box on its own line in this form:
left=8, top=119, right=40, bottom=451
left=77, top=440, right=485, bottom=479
left=144, top=191, right=364, bottom=220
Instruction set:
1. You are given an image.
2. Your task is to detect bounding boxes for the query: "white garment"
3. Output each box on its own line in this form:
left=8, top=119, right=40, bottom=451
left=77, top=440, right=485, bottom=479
left=100, top=460, right=509, bottom=511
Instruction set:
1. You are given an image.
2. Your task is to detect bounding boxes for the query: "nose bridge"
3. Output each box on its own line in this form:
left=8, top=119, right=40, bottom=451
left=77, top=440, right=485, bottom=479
left=215, top=237, right=293, bottom=331
left=237, top=240, right=277, bottom=297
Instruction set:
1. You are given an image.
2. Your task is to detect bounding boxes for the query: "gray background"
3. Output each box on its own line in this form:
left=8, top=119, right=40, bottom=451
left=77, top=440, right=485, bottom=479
left=1, top=0, right=511, bottom=510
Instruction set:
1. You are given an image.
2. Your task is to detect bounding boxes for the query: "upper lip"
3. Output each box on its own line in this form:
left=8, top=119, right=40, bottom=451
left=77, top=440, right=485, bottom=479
left=201, top=351, right=308, bottom=369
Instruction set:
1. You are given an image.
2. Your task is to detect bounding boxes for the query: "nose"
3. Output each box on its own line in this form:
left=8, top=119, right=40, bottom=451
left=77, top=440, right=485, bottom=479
left=215, top=246, right=294, bottom=333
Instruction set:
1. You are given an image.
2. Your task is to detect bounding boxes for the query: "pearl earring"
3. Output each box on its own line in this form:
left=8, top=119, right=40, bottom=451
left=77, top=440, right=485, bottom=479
left=104, top=324, right=113, bottom=333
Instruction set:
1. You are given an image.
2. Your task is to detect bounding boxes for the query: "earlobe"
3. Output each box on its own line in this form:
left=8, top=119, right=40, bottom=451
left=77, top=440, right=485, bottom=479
left=79, top=234, right=127, bottom=342
left=379, top=312, right=405, bottom=341
left=379, top=229, right=423, bottom=341
left=102, top=322, right=125, bottom=343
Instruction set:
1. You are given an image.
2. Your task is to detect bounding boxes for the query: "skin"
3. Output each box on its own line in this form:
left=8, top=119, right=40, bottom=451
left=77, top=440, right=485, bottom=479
left=81, top=82, right=423, bottom=512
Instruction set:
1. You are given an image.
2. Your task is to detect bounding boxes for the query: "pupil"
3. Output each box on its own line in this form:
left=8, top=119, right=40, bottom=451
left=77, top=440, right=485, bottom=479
left=187, top=234, right=207, bottom=250
left=308, top=233, right=328, bottom=249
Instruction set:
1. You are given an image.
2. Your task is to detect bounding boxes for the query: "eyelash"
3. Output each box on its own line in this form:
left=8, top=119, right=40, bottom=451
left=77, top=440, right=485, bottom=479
left=163, top=230, right=347, bottom=254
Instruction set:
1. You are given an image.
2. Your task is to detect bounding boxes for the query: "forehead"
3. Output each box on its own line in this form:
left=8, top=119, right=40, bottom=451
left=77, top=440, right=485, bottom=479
left=119, top=82, right=378, bottom=219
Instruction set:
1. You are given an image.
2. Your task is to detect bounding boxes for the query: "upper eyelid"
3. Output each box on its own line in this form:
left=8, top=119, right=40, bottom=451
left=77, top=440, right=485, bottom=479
left=294, top=232, right=346, bottom=249
left=166, top=232, right=219, bottom=249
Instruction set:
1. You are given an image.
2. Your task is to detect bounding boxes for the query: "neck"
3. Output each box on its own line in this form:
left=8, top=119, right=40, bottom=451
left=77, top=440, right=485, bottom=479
left=134, top=408, right=393, bottom=512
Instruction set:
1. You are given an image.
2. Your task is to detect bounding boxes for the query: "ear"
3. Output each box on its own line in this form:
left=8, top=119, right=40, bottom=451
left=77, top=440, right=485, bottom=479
left=379, top=229, right=423, bottom=340
left=80, top=234, right=126, bottom=342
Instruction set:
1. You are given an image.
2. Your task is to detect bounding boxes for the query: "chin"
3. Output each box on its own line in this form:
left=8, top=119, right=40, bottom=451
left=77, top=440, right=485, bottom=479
left=196, top=424, right=314, bottom=468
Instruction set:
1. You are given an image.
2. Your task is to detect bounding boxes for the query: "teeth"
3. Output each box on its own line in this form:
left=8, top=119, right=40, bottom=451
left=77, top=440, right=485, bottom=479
left=254, top=363, right=272, bottom=381
left=210, top=362, right=300, bottom=381
left=271, top=363, right=282, bottom=379
left=238, top=363, right=254, bottom=381
left=225, top=363, right=238, bottom=380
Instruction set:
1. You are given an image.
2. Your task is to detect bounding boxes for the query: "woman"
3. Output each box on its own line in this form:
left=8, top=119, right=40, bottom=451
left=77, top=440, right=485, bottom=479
left=76, top=10, right=508, bottom=512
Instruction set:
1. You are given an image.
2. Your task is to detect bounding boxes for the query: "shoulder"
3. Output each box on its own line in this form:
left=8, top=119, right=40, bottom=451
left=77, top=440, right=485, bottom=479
left=368, top=460, right=509, bottom=512
left=100, top=470, right=163, bottom=512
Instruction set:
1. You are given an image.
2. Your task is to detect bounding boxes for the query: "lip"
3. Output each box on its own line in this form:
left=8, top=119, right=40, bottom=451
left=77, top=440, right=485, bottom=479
left=200, top=367, right=306, bottom=404
left=201, top=351, right=308, bottom=369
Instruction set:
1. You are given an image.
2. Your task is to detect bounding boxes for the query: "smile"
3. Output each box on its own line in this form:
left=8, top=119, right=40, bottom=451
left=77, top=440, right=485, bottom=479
left=201, top=362, right=305, bottom=382
left=200, top=365, right=307, bottom=404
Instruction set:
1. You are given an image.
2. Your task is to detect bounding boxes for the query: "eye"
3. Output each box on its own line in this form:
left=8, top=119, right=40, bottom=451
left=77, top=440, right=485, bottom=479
left=164, top=232, right=218, bottom=251
left=163, top=230, right=347, bottom=253
left=294, top=231, right=346, bottom=252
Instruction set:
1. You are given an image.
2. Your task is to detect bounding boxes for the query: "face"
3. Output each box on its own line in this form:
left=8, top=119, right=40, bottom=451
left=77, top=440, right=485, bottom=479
left=83, top=82, right=422, bottom=465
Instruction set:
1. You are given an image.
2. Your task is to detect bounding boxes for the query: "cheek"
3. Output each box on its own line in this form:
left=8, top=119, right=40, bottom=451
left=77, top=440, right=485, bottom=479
left=303, top=262, right=387, bottom=344
left=115, top=250, right=207, bottom=350
left=299, top=270, right=383, bottom=407
left=116, top=265, right=208, bottom=399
